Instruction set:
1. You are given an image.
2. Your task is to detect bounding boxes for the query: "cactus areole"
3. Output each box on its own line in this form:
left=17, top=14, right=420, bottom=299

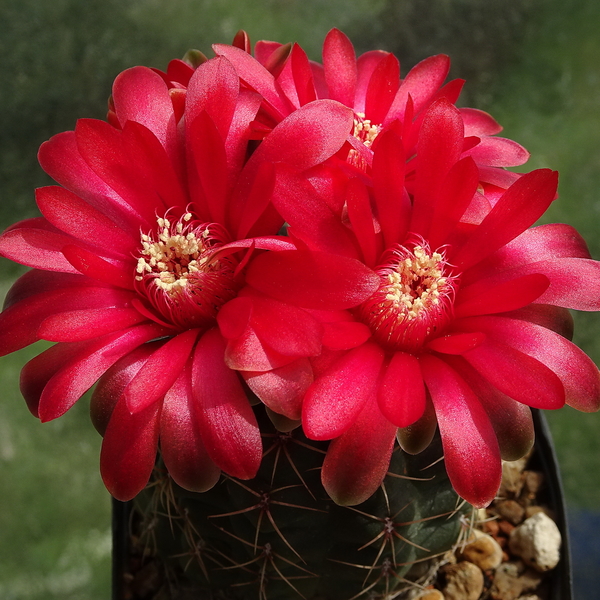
left=0, top=27, right=599, bottom=600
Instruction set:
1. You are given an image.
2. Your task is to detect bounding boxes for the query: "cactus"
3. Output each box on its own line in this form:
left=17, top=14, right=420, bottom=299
left=125, top=406, right=470, bottom=600
left=1, top=25, right=599, bottom=600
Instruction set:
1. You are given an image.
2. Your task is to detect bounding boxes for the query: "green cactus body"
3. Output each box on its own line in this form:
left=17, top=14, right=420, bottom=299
left=129, top=408, right=470, bottom=600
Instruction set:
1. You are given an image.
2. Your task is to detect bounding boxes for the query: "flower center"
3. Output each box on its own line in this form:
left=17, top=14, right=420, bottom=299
left=358, top=243, right=456, bottom=352
left=134, top=213, right=239, bottom=329
left=352, top=113, right=381, bottom=147
left=348, top=112, right=382, bottom=170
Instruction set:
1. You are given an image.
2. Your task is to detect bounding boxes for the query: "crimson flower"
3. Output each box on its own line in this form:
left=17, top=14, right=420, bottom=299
left=132, top=30, right=532, bottom=231
left=245, top=98, right=600, bottom=508
left=213, top=28, right=529, bottom=192
left=0, top=56, right=359, bottom=501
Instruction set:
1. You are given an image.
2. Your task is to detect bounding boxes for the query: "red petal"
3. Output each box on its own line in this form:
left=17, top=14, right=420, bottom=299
left=531, top=258, right=600, bottom=311
left=62, top=244, right=134, bottom=290
left=264, top=43, right=293, bottom=77
left=39, top=307, right=146, bottom=342
left=3, top=266, right=92, bottom=308
left=166, top=58, right=194, bottom=85
left=451, top=169, right=559, bottom=270
left=160, top=368, right=221, bottom=492
left=246, top=250, right=380, bottom=310
left=121, top=120, right=188, bottom=210
left=464, top=136, right=530, bottom=167
left=446, top=356, right=534, bottom=461
left=0, top=218, right=81, bottom=273
left=228, top=101, right=354, bottom=236
left=354, top=51, right=388, bottom=113
left=289, top=43, right=317, bottom=107
left=454, top=273, right=550, bottom=319
left=20, top=342, right=86, bottom=418
left=226, top=89, right=262, bottom=174
left=501, top=304, right=573, bottom=339
left=321, top=320, right=372, bottom=351
left=396, top=394, right=437, bottom=455
left=0, top=271, right=122, bottom=355
left=462, top=339, right=565, bottom=409
left=387, top=54, right=450, bottom=122
left=420, top=354, right=502, bottom=508
left=91, top=343, right=157, bottom=435
left=460, top=190, right=492, bottom=226
left=235, top=161, right=277, bottom=240
left=460, top=108, right=503, bottom=136
left=346, top=177, right=378, bottom=267
left=462, top=316, right=600, bottom=413
left=36, top=186, right=136, bottom=257
left=372, top=130, right=410, bottom=248
left=365, top=53, right=400, bottom=124
left=125, top=329, right=200, bottom=413
left=224, top=326, right=296, bottom=371
left=217, top=296, right=253, bottom=340
left=461, top=223, right=591, bottom=286
left=188, top=111, right=229, bottom=224
left=378, top=352, right=426, bottom=427
left=215, top=234, right=296, bottom=255
left=246, top=295, right=323, bottom=358
left=321, top=394, right=397, bottom=506
left=310, top=62, right=328, bottom=99
left=410, top=99, right=465, bottom=238
left=192, top=328, right=262, bottom=479
left=427, top=332, right=486, bottom=355
left=254, top=40, right=282, bottom=65
left=212, top=43, right=290, bottom=118
left=432, top=78, right=464, bottom=106
left=478, top=166, right=521, bottom=191
left=38, top=131, right=139, bottom=230
left=270, top=45, right=301, bottom=107
left=270, top=165, right=359, bottom=258
left=112, top=66, right=177, bottom=155
left=302, top=342, right=384, bottom=440
left=243, top=358, right=313, bottom=421
left=322, top=29, right=357, bottom=107
left=466, top=224, right=593, bottom=281
left=100, top=395, right=161, bottom=501
left=185, top=56, right=239, bottom=141
left=29, top=324, right=164, bottom=422
left=74, top=119, right=162, bottom=225
left=426, top=156, right=480, bottom=249
left=0, top=280, right=130, bottom=355
left=251, top=99, right=354, bottom=171
left=460, top=225, right=600, bottom=311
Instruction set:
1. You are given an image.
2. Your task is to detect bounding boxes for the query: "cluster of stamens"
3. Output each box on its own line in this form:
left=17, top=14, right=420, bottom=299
left=134, top=213, right=238, bottom=329
left=352, top=113, right=381, bottom=147
left=136, top=214, right=213, bottom=293
left=348, top=112, right=382, bottom=170
left=358, top=243, right=456, bottom=352
left=384, top=246, right=447, bottom=319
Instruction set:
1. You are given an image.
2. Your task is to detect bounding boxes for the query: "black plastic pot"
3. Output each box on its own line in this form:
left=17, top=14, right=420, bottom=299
left=530, top=409, right=573, bottom=600
left=112, top=409, right=573, bottom=599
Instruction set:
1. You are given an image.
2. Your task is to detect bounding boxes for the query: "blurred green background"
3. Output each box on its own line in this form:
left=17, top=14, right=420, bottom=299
left=0, top=0, right=599, bottom=598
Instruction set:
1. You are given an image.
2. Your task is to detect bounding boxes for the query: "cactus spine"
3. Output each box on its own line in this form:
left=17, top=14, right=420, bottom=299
left=127, top=406, right=470, bottom=600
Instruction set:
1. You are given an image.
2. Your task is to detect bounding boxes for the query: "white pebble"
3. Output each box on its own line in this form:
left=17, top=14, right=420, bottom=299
left=508, top=512, right=561, bottom=572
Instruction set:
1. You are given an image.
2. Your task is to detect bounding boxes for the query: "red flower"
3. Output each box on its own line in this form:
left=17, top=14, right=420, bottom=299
left=247, top=98, right=600, bottom=508
left=0, top=56, right=357, bottom=500
left=212, top=29, right=529, bottom=186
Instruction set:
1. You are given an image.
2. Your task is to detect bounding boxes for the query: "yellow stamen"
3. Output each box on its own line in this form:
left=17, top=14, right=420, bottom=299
left=135, top=213, right=219, bottom=294
left=358, top=243, right=456, bottom=352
